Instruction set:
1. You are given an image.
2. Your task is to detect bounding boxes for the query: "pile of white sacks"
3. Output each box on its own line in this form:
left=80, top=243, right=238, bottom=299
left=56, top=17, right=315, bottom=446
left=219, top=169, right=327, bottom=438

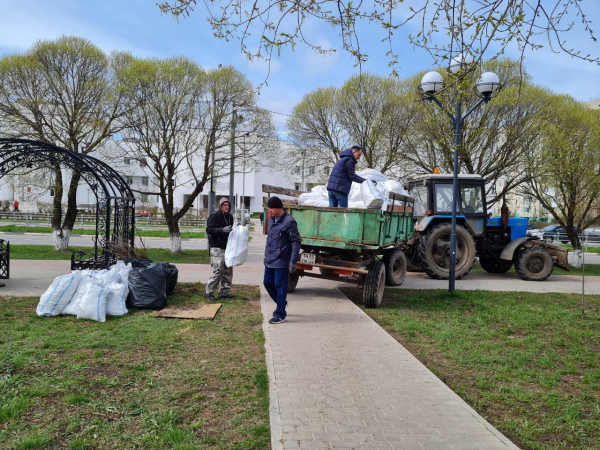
left=298, top=169, right=410, bottom=210
left=36, top=261, right=132, bottom=322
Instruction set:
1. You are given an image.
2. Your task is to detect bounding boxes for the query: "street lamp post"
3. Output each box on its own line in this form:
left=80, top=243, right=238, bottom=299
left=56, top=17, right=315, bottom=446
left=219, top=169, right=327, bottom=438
left=419, top=66, right=502, bottom=293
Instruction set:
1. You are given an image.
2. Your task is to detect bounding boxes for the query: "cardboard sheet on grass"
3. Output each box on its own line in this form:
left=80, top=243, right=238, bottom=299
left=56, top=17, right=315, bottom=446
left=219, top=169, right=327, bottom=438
left=156, top=303, right=222, bottom=320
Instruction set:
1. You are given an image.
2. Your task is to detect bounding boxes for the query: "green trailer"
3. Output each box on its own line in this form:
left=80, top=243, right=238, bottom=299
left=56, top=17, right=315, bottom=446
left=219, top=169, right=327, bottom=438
left=263, top=185, right=415, bottom=308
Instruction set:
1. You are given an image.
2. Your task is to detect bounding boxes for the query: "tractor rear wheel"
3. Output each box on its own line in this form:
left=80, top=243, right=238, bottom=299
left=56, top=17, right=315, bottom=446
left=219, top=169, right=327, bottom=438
left=419, top=223, right=476, bottom=280
left=479, top=255, right=513, bottom=274
left=515, top=247, right=554, bottom=281
left=363, top=261, right=386, bottom=308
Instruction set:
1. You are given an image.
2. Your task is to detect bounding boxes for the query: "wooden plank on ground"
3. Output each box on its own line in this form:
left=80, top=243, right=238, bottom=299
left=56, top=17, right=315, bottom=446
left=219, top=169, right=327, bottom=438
left=156, top=303, right=222, bottom=320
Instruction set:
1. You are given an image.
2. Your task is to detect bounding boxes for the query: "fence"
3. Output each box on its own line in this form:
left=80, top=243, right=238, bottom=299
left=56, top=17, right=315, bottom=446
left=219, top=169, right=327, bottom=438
left=0, top=212, right=206, bottom=231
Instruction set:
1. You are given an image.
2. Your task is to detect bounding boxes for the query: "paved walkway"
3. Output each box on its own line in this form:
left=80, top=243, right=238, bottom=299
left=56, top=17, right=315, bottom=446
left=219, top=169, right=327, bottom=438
left=261, top=283, right=519, bottom=449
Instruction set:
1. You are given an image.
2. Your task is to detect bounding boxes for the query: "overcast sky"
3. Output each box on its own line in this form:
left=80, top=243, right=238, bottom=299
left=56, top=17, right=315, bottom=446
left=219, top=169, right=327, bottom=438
left=1, top=0, right=599, bottom=135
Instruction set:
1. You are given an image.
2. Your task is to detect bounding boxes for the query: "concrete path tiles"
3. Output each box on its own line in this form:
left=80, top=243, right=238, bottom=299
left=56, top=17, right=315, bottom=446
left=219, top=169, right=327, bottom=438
left=261, top=283, right=519, bottom=450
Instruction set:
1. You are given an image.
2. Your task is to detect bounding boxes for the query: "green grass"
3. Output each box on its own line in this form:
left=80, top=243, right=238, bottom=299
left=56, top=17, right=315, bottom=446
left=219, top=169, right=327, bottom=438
left=9, top=245, right=210, bottom=264
left=560, top=244, right=600, bottom=254
left=470, top=260, right=600, bottom=277
left=0, top=225, right=205, bottom=239
left=0, top=283, right=270, bottom=449
left=340, top=287, right=600, bottom=450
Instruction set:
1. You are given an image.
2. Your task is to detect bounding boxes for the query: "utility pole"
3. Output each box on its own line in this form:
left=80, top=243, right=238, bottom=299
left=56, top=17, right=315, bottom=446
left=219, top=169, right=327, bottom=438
left=208, top=140, right=216, bottom=214
left=229, top=102, right=237, bottom=212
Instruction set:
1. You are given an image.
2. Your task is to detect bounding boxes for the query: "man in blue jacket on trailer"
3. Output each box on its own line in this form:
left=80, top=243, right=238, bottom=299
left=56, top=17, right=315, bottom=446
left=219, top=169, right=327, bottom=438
left=326, top=145, right=375, bottom=207
left=264, top=196, right=301, bottom=324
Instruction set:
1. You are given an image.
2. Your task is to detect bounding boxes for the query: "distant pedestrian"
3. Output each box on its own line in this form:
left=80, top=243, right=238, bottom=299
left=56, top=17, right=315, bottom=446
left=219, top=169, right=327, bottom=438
left=205, top=198, right=235, bottom=301
left=326, top=146, right=376, bottom=207
left=13, top=200, right=19, bottom=212
left=264, top=196, right=301, bottom=324
left=260, top=211, right=264, bottom=226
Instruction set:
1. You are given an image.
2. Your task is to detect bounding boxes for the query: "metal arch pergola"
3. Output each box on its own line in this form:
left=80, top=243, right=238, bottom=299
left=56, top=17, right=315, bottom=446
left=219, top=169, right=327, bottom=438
left=0, top=138, right=136, bottom=270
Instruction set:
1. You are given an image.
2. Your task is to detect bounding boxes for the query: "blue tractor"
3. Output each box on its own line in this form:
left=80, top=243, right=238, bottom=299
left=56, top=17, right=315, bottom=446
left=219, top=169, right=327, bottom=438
left=406, top=174, right=569, bottom=281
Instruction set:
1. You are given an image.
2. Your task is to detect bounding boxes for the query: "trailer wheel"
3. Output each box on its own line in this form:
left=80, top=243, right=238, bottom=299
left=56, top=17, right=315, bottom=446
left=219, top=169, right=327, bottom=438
left=288, top=271, right=300, bottom=292
left=515, top=247, right=554, bottom=281
left=383, top=249, right=407, bottom=286
left=319, top=267, right=334, bottom=276
left=419, top=223, right=476, bottom=280
left=479, top=255, right=513, bottom=274
left=363, top=261, right=386, bottom=308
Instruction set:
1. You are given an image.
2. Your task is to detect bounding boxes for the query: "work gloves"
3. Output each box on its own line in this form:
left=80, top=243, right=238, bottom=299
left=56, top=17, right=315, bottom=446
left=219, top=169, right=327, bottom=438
left=289, top=262, right=297, bottom=274
left=222, top=225, right=233, bottom=234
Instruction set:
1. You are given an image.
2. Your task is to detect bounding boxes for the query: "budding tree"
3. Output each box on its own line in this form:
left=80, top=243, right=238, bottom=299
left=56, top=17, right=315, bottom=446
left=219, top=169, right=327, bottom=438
left=0, top=36, right=130, bottom=250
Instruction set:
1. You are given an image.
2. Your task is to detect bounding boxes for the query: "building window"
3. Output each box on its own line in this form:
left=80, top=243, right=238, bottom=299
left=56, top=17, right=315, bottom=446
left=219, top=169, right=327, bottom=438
left=308, top=167, right=315, bottom=175
left=293, top=166, right=300, bottom=175
left=124, top=157, right=131, bottom=165
left=295, top=183, right=301, bottom=191
left=323, top=167, right=329, bottom=175
left=139, top=159, right=146, bottom=168
left=127, top=177, right=133, bottom=185
left=50, top=189, right=55, bottom=197
left=141, top=193, right=149, bottom=203
left=142, top=177, right=149, bottom=186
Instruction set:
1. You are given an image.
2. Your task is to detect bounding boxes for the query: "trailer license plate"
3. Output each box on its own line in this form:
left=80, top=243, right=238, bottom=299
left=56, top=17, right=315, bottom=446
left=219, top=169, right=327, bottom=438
left=300, top=253, right=316, bottom=264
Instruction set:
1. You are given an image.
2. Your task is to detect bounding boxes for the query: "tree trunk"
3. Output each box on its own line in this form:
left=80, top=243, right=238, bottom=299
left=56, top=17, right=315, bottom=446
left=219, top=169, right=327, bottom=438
left=51, top=166, right=65, bottom=251
left=572, top=249, right=583, bottom=269
left=167, top=218, right=181, bottom=254
left=170, top=232, right=182, bottom=254
left=62, top=171, right=82, bottom=230
left=53, top=228, right=71, bottom=251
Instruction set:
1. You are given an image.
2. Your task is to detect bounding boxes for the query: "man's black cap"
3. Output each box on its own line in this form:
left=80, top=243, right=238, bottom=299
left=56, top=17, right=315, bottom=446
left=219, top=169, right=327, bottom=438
left=267, top=196, right=284, bottom=208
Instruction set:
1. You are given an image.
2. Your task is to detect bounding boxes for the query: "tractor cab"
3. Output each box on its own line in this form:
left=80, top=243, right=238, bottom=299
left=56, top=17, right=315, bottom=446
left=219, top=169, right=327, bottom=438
left=408, top=174, right=488, bottom=237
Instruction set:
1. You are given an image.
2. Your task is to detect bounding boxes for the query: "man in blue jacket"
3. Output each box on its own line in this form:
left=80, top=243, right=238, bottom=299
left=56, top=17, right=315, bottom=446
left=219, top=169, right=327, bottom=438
left=327, top=146, right=374, bottom=207
left=264, top=196, right=301, bottom=324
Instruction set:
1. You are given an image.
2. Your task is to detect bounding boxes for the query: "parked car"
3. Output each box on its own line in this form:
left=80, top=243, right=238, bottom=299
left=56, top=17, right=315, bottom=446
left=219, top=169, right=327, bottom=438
left=135, top=209, right=153, bottom=217
left=236, top=208, right=250, bottom=224
left=526, top=224, right=544, bottom=239
left=541, top=224, right=577, bottom=243
left=583, top=227, right=600, bottom=243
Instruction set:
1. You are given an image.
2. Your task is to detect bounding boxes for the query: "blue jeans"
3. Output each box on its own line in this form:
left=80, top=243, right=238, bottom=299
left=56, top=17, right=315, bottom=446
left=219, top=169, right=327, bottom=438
left=328, top=190, right=348, bottom=208
left=264, top=267, right=289, bottom=319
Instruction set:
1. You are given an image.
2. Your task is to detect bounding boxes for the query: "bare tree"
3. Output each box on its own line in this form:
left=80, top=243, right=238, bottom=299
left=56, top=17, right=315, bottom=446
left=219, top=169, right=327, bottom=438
left=403, top=58, right=547, bottom=204
left=0, top=36, right=130, bottom=250
left=159, top=0, right=598, bottom=81
left=525, top=94, right=600, bottom=253
left=118, top=59, right=274, bottom=253
left=287, top=73, right=415, bottom=176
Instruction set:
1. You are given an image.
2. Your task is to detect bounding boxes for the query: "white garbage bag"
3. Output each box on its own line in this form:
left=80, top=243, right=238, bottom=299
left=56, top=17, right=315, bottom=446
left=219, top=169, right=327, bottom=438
left=298, top=192, right=329, bottom=207
left=105, top=282, right=128, bottom=316
left=77, top=282, right=112, bottom=322
left=62, top=274, right=92, bottom=316
left=357, top=168, right=388, bottom=183
left=382, top=180, right=405, bottom=197
left=224, top=222, right=249, bottom=267
left=360, top=180, right=384, bottom=209
left=37, top=271, right=82, bottom=317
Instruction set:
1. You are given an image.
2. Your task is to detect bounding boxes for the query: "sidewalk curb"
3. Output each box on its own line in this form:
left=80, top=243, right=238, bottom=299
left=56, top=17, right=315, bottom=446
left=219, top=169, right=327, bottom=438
left=259, top=285, right=284, bottom=450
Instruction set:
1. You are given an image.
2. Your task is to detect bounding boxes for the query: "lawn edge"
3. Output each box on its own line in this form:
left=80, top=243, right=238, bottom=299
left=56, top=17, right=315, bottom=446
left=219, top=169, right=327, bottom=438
left=259, top=284, right=284, bottom=450
left=335, top=286, right=521, bottom=450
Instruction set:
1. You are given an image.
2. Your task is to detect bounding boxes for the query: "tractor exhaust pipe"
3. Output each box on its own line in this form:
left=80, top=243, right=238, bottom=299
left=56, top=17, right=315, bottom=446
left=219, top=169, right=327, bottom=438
left=501, top=188, right=509, bottom=229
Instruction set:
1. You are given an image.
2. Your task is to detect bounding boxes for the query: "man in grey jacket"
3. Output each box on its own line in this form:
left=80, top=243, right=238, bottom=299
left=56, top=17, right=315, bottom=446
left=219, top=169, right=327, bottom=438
left=205, top=198, right=234, bottom=300
left=264, top=196, right=301, bottom=324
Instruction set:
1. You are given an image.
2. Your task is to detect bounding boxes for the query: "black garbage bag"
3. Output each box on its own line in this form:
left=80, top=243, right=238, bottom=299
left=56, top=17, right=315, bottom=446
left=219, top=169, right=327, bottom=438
left=127, top=263, right=167, bottom=310
left=158, top=263, right=178, bottom=295
left=124, top=257, right=153, bottom=269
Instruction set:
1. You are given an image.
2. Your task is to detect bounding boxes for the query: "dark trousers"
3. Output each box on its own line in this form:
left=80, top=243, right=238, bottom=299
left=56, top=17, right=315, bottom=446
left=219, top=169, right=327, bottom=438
left=328, top=190, right=348, bottom=208
left=264, top=267, right=289, bottom=319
